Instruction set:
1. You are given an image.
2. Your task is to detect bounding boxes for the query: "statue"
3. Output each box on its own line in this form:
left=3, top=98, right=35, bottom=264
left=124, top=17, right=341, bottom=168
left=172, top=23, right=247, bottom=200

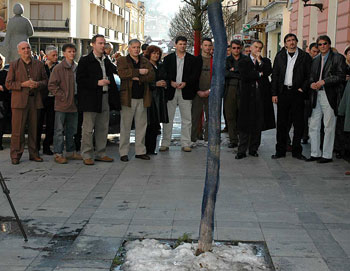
left=0, top=3, right=34, bottom=63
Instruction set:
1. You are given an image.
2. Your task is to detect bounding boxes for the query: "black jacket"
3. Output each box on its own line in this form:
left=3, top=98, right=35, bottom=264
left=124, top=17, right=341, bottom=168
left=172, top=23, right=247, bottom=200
left=309, top=51, right=346, bottom=115
left=162, top=52, right=198, bottom=100
left=77, top=51, right=120, bottom=113
left=238, top=55, right=275, bottom=133
left=225, top=53, right=244, bottom=80
left=271, top=47, right=312, bottom=98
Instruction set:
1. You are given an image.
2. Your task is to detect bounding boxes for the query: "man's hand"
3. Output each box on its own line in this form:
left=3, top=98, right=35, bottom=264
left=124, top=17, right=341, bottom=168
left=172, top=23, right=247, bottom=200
left=272, top=96, right=278, bottom=104
left=256, top=52, right=262, bottom=63
left=156, top=80, right=167, bottom=87
left=315, top=80, right=325, bottom=89
left=0, top=85, right=4, bottom=91
left=178, top=82, right=186, bottom=89
left=21, top=80, right=32, bottom=88
left=132, top=77, right=139, bottom=81
left=310, top=82, right=318, bottom=90
left=298, top=88, right=303, bottom=93
left=230, top=67, right=235, bottom=72
left=29, top=81, right=39, bottom=89
left=170, top=81, right=178, bottom=88
left=197, top=90, right=210, bottom=98
left=139, top=68, right=149, bottom=75
left=98, top=79, right=110, bottom=86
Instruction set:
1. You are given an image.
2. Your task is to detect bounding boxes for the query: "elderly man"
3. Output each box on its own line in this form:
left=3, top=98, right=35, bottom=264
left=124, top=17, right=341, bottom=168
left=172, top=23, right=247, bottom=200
left=37, top=45, right=58, bottom=155
left=117, top=39, right=155, bottom=162
left=5, top=41, right=48, bottom=164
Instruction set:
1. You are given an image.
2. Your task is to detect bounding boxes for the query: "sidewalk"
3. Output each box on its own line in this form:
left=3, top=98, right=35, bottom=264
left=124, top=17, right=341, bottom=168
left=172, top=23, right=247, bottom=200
left=0, top=125, right=350, bottom=270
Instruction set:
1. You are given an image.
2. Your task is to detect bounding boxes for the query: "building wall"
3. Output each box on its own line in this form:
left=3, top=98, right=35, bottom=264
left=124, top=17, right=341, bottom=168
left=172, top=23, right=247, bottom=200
left=290, top=0, right=350, bottom=54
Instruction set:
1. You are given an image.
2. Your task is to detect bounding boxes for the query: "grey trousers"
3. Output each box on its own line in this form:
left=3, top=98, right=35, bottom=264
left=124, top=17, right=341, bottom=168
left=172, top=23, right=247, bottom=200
left=119, top=98, right=147, bottom=156
left=81, top=94, right=109, bottom=160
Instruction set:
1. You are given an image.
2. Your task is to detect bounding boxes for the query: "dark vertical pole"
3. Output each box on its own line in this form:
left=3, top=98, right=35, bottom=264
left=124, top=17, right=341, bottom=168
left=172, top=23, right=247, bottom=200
left=197, top=0, right=227, bottom=253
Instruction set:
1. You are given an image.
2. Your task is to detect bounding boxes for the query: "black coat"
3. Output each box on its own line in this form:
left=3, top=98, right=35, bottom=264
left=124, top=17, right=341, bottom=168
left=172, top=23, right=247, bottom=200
left=0, top=69, right=10, bottom=118
left=148, top=63, right=169, bottom=124
left=162, top=52, right=198, bottom=100
left=309, top=51, right=346, bottom=115
left=238, top=55, right=275, bottom=133
left=77, top=51, right=120, bottom=113
left=271, top=47, right=312, bottom=98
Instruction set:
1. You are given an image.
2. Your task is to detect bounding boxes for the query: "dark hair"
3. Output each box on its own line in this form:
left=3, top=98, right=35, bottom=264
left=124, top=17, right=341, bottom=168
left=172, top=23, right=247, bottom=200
left=252, top=40, right=264, bottom=48
left=144, top=45, right=163, bottom=63
left=202, top=37, right=212, bottom=44
left=345, top=45, right=350, bottom=56
left=92, top=34, right=105, bottom=44
left=175, top=36, right=187, bottom=44
left=62, top=43, right=76, bottom=52
left=141, top=44, right=149, bottom=51
left=309, top=42, right=318, bottom=50
left=284, top=33, right=298, bottom=43
left=244, top=44, right=251, bottom=49
left=230, top=40, right=242, bottom=47
left=316, top=35, right=332, bottom=46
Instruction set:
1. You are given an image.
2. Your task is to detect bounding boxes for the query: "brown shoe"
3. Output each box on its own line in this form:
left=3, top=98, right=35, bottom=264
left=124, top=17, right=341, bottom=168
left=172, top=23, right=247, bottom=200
left=95, top=156, right=114, bottom=162
left=66, top=153, right=83, bottom=160
left=83, top=158, right=95, bottom=165
left=182, top=146, right=192, bottom=152
left=11, top=158, right=19, bottom=165
left=30, top=156, right=43, bottom=162
left=159, top=146, right=169, bottom=152
left=54, top=155, right=67, bottom=164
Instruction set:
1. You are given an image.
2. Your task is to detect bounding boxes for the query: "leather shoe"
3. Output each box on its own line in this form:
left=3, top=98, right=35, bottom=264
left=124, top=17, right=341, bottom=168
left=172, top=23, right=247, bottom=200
left=235, top=153, right=246, bottom=159
left=120, top=155, right=129, bottom=162
left=135, top=154, right=150, bottom=160
left=159, top=146, right=169, bottom=152
left=228, top=143, right=238, bottom=148
left=293, top=154, right=307, bottom=160
left=271, top=153, right=286, bottom=159
left=11, top=158, right=19, bottom=165
left=147, top=152, right=158, bottom=155
left=30, top=156, right=43, bottom=162
left=182, top=146, right=192, bottom=152
left=248, top=151, right=259, bottom=157
left=83, top=158, right=95, bottom=165
left=317, top=158, right=333, bottom=163
left=305, top=156, right=321, bottom=162
left=43, top=149, right=54, bottom=155
left=95, top=156, right=114, bottom=162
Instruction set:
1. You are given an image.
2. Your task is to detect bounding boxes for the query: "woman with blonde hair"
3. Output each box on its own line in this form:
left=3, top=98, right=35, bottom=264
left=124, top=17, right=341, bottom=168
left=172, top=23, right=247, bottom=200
left=0, top=53, right=9, bottom=150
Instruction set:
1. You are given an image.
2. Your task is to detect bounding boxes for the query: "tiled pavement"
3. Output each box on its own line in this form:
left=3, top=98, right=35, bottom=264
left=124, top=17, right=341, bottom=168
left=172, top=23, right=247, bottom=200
left=0, top=120, right=350, bottom=270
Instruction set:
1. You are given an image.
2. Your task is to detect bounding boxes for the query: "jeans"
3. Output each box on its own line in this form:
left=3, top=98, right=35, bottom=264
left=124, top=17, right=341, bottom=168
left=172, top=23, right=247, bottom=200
left=53, top=111, right=78, bottom=154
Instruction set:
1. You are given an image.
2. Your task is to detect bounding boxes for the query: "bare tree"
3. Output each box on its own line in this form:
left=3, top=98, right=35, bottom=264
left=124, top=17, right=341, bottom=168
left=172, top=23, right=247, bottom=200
left=168, top=3, right=211, bottom=50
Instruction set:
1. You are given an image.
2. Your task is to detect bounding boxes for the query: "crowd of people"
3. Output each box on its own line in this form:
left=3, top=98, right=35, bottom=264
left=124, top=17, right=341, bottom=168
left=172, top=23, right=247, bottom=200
left=0, top=33, right=350, bottom=168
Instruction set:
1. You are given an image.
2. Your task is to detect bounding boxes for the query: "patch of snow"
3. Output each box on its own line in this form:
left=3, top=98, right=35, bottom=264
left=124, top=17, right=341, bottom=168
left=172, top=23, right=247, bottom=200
left=122, top=239, right=270, bottom=271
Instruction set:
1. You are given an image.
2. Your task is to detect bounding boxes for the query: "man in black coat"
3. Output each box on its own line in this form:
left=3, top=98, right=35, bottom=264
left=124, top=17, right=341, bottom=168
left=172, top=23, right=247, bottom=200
left=307, top=35, right=346, bottom=163
left=271, top=33, right=312, bottom=160
left=159, top=36, right=198, bottom=152
left=235, top=40, right=275, bottom=159
left=77, top=34, right=120, bottom=165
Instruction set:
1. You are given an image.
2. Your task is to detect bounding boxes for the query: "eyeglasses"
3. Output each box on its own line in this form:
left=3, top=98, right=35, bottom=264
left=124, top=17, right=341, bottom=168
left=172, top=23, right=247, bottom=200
left=232, top=47, right=240, bottom=50
left=318, top=42, right=328, bottom=46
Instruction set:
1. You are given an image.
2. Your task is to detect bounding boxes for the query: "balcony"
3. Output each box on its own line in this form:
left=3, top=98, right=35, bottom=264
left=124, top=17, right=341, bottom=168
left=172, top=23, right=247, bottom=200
left=31, top=19, right=69, bottom=32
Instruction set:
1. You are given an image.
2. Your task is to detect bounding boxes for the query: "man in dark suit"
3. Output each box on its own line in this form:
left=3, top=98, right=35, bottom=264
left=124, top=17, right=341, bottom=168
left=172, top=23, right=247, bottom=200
left=159, top=36, right=197, bottom=152
left=235, top=40, right=275, bottom=159
left=271, top=33, right=312, bottom=160
left=77, top=34, right=119, bottom=165
left=5, top=41, right=48, bottom=164
left=307, top=35, right=346, bottom=163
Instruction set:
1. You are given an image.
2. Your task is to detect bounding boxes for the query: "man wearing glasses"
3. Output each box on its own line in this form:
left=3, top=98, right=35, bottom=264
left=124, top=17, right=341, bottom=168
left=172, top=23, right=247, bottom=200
left=224, top=40, right=246, bottom=148
left=271, top=33, right=312, bottom=160
left=307, top=35, right=346, bottom=163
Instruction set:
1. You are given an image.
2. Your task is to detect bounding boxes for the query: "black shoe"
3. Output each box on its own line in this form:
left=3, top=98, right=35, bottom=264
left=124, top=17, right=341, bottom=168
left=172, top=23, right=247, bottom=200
left=0, top=145, right=3, bottom=151
left=271, top=153, right=286, bottom=159
left=302, top=139, right=308, bottom=144
left=235, top=153, right=246, bottom=159
left=306, top=156, right=321, bottom=162
left=293, top=154, right=307, bottom=160
left=120, top=155, right=129, bottom=162
left=43, top=148, right=53, bottom=155
left=248, top=151, right=259, bottom=157
left=135, top=154, right=151, bottom=160
left=228, top=143, right=238, bottom=148
left=147, top=151, right=158, bottom=155
left=317, top=158, right=333, bottom=163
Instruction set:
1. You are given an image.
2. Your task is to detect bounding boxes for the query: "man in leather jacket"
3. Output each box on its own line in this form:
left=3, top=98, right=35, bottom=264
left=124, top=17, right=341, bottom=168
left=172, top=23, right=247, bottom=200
left=307, top=35, right=346, bottom=163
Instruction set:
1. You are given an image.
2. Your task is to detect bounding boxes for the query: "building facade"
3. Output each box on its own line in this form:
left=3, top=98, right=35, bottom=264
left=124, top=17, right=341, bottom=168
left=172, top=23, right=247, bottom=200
left=125, top=0, right=145, bottom=43
left=290, top=0, right=350, bottom=54
left=5, top=0, right=129, bottom=58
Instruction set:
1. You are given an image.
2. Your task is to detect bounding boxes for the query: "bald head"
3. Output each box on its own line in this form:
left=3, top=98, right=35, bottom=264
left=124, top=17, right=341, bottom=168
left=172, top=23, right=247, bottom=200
left=17, top=41, right=31, bottom=61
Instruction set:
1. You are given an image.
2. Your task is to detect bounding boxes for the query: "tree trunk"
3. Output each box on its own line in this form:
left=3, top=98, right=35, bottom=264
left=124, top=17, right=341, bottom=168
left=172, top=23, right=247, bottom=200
left=194, top=30, right=201, bottom=56
left=197, top=0, right=227, bottom=254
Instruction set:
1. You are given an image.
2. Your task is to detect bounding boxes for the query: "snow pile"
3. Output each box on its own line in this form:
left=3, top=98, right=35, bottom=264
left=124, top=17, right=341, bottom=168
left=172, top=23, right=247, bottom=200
left=122, top=239, right=270, bottom=271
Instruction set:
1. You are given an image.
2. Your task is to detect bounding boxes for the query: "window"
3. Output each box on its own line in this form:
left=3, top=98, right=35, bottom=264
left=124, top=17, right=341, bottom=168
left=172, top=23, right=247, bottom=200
left=30, top=3, right=63, bottom=20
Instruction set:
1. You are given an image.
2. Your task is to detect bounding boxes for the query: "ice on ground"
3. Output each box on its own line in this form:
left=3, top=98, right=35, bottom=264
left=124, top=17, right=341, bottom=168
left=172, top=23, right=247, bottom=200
left=122, top=239, right=269, bottom=271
